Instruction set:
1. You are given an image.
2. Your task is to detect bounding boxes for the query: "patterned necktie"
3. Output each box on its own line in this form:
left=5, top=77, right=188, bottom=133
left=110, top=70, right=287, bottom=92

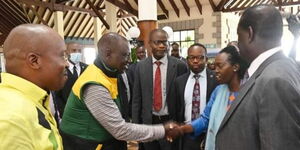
left=192, top=74, right=200, bottom=120
left=153, top=61, right=162, bottom=112
left=73, top=65, right=78, bottom=78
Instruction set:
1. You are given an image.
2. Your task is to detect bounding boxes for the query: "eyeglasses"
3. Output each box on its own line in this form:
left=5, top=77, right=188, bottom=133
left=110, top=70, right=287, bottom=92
left=151, top=40, right=169, bottom=46
left=187, top=55, right=206, bottom=61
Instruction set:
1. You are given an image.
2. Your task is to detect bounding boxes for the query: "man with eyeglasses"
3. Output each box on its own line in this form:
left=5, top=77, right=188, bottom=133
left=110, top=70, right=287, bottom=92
left=132, top=29, right=188, bottom=150
left=174, top=43, right=218, bottom=150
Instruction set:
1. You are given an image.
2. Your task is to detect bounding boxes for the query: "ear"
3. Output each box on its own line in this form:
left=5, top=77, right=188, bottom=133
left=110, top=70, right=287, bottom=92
left=106, top=49, right=112, bottom=57
left=248, top=26, right=254, bottom=43
left=233, top=64, right=240, bottom=72
left=26, top=52, right=41, bottom=69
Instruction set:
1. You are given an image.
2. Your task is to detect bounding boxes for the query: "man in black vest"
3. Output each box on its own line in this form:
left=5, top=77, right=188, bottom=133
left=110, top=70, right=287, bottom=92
left=52, top=42, right=87, bottom=123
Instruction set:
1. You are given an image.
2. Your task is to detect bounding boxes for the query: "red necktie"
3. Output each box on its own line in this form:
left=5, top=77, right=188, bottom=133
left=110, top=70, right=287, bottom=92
left=153, top=61, right=162, bottom=112
left=192, top=74, right=200, bottom=120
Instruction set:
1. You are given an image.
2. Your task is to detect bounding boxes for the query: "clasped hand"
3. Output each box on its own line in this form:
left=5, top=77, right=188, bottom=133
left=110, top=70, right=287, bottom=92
left=163, top=122, right=184, bottom=142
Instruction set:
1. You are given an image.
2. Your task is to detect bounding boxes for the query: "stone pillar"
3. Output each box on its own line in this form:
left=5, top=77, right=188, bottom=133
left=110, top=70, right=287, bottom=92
left=54, top=11, right=64, bottom=39
left=105, top=1, right=118, bottom=33
left=94, top=17, right=103, bottom=53
left=138, top=0, right=157, bottom=56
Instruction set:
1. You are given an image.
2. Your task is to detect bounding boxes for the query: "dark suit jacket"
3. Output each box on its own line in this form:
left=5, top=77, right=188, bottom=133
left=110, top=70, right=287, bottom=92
left=53, top=62, right=88, bottom=119
left=132, top=56, right=188, bottom=124
left=117, top=74, right=131, bottom=122
left=216, top=51, right=300, bottom=150
left=175, top=69, right=218, bottom=123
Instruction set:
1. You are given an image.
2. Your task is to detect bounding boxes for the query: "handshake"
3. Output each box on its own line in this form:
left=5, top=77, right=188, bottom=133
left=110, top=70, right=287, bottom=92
left=163, top=122, right=193, bottom=142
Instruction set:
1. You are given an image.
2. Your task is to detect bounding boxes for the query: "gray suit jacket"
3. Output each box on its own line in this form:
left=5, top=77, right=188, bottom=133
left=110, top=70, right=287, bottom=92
left=216, top=51, right=300, bottom=150
left=132, top=56, right=188, bottom=124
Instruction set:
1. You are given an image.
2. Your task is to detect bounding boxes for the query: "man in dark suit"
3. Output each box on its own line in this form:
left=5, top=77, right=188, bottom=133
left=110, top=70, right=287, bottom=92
left=216, top=5, right=300, bottom=150
left=175, top=43, right=217, bottom=150
left=132, top=29, right=188, bottom=150
left=52, top=42, right=87, bottom=123
left=171, top=42, right=187, bottom=63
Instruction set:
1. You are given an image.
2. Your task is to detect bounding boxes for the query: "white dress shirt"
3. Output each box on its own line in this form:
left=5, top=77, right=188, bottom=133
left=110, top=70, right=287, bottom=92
left=152, top=55, right=168, bottom=116
left=248, top=47, right=281, bottom=78
left=184, top=68, right=207, bottom=124
left=68, top=61, right=81, bottom=75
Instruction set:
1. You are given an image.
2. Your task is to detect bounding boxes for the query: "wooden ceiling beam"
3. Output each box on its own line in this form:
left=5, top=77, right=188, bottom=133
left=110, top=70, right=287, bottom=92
left=157, top=0, right=169, bottom=17
left=169, top=0, right=180, bottom=17
left=17, top=0, right=104, bottom=16
left=86, top=0, right=109, bottom=29
left=0, top=21, right=12, bottom=34
left=82, top=21, right=94, bottom=39
left=0, top=5, right=21, bottom=27
left=64, top=0, right=82, bottom=35
left=76, top=17, right=92, bottom=39
left=24, top=5, right=48, bottom=25
left=134, top=0, right=138, bottom=5
left=180, top=0, right=190, bottom=16
left=122, top=18, right=131, bottom=28
left=7, top=0, right=29, bottom=23
left=216, top=0, right=230, bottom=11
left=106, top=0, right=138, bottom=16
left=0, top=1, right=27, bottom=25
left=195, top=0, right=203, bottom=14
left=223, top=0, right=265, bottom=12
left=127, top=17, right=136, bottom=27
left=208, top=0, right=217, bottom=11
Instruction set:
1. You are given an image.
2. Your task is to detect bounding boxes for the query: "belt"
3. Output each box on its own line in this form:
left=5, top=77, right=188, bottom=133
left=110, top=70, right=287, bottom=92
left=152, top=115, right=170, bottom=124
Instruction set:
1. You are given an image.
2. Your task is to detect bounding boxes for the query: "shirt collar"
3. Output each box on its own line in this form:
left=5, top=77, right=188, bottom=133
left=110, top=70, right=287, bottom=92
left=248, top=46, right=281, bottom=77
left=1, top=73, right=48, bottom=105
left=68, top=60, right=80, bottom=70
left=152, top=55, right=167, bottom=64
left=190, top=68, right=207, bottom=78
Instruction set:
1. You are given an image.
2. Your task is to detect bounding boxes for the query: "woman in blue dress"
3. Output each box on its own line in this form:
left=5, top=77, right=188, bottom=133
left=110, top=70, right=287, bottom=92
left=178, top=45, right=249, bottom=150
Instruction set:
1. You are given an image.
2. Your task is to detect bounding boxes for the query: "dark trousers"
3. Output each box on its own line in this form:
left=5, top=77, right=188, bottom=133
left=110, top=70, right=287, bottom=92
left=142, top=115, right=177, bottom=150
left=60, top=130, right=127, bottom=150
left=182, top=134, right=205, bottom=150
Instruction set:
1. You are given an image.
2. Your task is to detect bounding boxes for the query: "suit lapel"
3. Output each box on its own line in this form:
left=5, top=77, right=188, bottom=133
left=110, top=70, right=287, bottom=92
left=166, top=56, right=176, bottom=94
left=206, top=69, right=215, bottom=102
left=145, top=57, right=153, bottom=96
left=219, top=51, right=285, bottom=130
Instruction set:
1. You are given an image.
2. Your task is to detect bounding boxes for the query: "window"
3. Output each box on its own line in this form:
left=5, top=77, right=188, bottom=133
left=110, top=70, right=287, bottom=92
left=169, top=29, right=195, bottom=57
left=83, top=47, right=97, bottom=64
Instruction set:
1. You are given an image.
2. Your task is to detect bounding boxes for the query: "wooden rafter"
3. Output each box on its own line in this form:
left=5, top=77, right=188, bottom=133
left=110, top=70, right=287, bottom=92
left=0, top=5, right=21, bottom=27
left=180, top=0, right=190, bottom=16
left=195, top=0, right=202, bottom=14
left=17, top=0, right=103, bottom=16
left=70, top=11, right=88, bottom=37
left=1, top=1, right=28, bottom=25
left=223, top=0, right=264, bottom=12
left=208, top=0, right=217, bottom=11
left=106, top=0, right=138, bottom=16
left=157, top=0, right=169, bottom=17
left=169, top=0, right=179, bottom=17
left=86, top=0, right=109, bottom=29
left=76, top=17, right=92, bottom=39
left=216, top=0, right=230, bottom=11
left=65, top=0, right=82, bottom=35
left=7, top=0, right=29, bottom=23
left=25, top=5, right=48, bottom=25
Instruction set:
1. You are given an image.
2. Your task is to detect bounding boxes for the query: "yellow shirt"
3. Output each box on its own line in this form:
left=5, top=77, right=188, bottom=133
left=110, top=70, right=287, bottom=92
left=0, top=73, right=63, bottom=150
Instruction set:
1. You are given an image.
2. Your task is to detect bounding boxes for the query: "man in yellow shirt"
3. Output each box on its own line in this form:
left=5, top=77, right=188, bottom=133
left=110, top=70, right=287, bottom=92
left=0, top=24, right=68, bottom=150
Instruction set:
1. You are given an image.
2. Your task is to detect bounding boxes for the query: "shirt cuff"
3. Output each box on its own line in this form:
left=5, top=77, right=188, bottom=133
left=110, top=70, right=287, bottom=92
left=153, top=125, right=165, bottom=139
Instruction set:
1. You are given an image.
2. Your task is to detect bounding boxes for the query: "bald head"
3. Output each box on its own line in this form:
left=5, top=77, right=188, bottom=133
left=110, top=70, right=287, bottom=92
left=3, top=24, right=68, bottom=91
left=239, top=5, right=283, bottom=42
left=96, top=32, right=130, bottom=72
